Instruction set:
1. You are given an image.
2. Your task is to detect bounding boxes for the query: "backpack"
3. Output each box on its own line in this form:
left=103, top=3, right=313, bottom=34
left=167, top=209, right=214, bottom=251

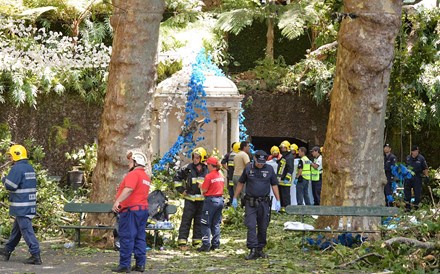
left=148, top=190, right=168, bottom=222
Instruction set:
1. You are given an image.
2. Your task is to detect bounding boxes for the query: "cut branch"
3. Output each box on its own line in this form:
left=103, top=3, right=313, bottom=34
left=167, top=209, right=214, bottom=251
left=384, top=237, right=436, bottom=249
left=308, top=41, right=338, bottom=60
left=337, top=253, right=384, bottom=268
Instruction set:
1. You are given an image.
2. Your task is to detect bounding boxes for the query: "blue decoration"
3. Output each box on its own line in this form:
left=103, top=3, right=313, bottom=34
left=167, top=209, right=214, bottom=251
left=238, top=102, right=248, bottom=142
left=306, top=233, right=367, bottom=250
left=153, top=49, right=223, bottom=174
left=391, top=163, right=413, bottom=188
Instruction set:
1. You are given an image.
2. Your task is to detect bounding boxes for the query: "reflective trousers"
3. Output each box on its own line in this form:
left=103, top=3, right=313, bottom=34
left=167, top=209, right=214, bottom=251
left=5, top=216, right=40, bottom=255
left=118, top=209, right=149, bottom=268
left=201, top=196, right=224, bottom=248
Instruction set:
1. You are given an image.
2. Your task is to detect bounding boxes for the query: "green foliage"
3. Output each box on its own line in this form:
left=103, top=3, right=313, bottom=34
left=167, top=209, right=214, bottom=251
left=49, top=118, right=82, bottom=150
left=150, top=156, right=177, bottom=194
left=65, top=143, right=98, bottom=185
left=157, top=59, right=183, bottom=83
left=252, top=56, right=289, bottom=91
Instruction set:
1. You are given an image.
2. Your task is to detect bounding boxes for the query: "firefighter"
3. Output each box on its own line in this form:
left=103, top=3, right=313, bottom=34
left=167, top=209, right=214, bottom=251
left=111, top=150, right=150, bottom=273
left=267, top=146, right=282, bottom=161
left=221, top=142, right=240, bottom=205
left=174, top=147, right=208, bottom=249
left=0, top=145, right=42, bottom=265
left=232, top=150, right=281, bottom=260
left=276, top=140, right=294, bottom=212
left=294, top=147, right=311, bottom=205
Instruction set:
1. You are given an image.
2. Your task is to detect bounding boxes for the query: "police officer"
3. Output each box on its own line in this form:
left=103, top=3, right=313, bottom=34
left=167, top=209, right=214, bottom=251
left=276, top=140, right=294, bottom=212
left=404, top=146, right=428, bottom=211
left=232, top=150, right=281, bottom=260
left=0, top=145, right=42, bottom=265
left=112, top=150, right=150, bottom=273
left=198, top=157, right=225, bottom=252
left=221, top=142, right=239, bottom=205
left=174, top=147, right=208, bottom=249
left=294, top=147, right=312, bottom=205
left=383, top=144, right=397, bottom=207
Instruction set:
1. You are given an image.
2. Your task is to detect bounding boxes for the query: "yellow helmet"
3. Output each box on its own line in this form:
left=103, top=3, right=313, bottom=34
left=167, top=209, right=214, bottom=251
left=232, top=142, right=240, bottom=153
left=290, top=144, right=299, bottom=153
left=279, top=140, right=291, bottom=149
left=8, top=144, right=28, bottom=161
left=192, top=147, right=207, bottom=163
left=270, top=146, right=280, bottom=155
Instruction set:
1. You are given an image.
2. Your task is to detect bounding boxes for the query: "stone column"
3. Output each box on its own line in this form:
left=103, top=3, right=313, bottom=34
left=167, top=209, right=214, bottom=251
left=230, top=108, right=240, bottom=143
left=215, top=110, right=228, bottom=155
left=159, top=113, right=169, bottom=157
left=152, top=110, right=160, bottom=156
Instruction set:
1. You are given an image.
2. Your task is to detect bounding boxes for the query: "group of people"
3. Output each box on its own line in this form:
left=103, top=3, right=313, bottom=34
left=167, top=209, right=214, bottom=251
left=383, top=144, right=429, bottom=211
left=0, top=141, right=430, bottom=272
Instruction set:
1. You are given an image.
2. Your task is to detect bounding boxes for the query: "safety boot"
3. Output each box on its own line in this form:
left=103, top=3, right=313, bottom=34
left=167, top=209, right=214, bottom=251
left=0, top=248, right=12, bottom=261
left=131, top=264, right=145, bottom=272
left=245, top=248, right=259, bottom=260
left=111, top=265, right=130, bottom=273
left=257, top=247, right=268, bottom=258
left=197, top=245, right=210, bottom=252
left=25, top=253, right=42, bottom=265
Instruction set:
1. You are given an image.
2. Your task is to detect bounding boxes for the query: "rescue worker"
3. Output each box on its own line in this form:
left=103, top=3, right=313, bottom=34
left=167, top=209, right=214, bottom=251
left=383, top=144, right=397, bottom=207
left=221, top=142, right=239, bottom=205
left=290, top=144, right=300, bottom=205
left=232, top=141, right=251, bottom=198
left=294, top=147, right=311, bottom=205
left=198, top=157, right=225, bottom=252
left=267, top=146, right=282, bottom=161
left=311, top=146, right=323, bottom=205
left=276, top=140, right=294, bottom=212
left=232, top=150, right=281, bottom=260
left=174, top=147, right=208, bottom=249
left=111, top=150, right=150, bottom=273
left=404, top=146, right=428, bottom=211
left=0, top=145, right=42, bottom=265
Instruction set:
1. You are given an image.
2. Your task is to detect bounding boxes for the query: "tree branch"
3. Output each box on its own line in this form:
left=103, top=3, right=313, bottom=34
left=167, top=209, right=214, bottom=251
left=403, top=0, right=425, bottom=5
left=307, top=41, right=338, bottom=61
left=337, top=253, right=384, bottom=269
left=384, top=237, right=436, bottom=250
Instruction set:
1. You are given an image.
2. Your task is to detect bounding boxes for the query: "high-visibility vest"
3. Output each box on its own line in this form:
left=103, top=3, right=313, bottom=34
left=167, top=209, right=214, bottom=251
left=301, top=156, right=312, bottom=181
left=311, top=156, right=321, bottom=181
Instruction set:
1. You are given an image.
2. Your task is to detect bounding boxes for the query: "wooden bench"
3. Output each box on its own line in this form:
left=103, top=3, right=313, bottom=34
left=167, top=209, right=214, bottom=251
left=60, top=203, right=177, bottom=248
left=285, top=205, right=400, bottom=246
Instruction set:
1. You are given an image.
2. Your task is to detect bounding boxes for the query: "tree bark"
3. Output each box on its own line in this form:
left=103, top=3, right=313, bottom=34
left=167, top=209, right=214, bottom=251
left=90, top=0, right=164, bottom=203
left=318, top=0, right=402, bottom=230
left=266, top=17, right=274, bottom=59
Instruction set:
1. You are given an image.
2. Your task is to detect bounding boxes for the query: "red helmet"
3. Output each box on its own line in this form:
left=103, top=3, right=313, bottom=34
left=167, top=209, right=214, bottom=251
left=206, top=156, right=219, bottom=166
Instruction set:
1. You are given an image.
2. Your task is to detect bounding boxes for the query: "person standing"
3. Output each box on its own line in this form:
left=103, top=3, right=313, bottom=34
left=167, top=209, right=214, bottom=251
left=0, top=145, right=42, bottom=265
left=232, top=150, right=281, bottom=260
left=404, top=146, right=428, bottom=211
left=174, top=147, right=208, bottom=249
left=294, top=147, right=311, bottom=205
left=383, top=144, right=397, bottom=207
left=198, top=157, right=225, bottom=252
left=311, top=146, right=323, bottom=205
left=276, top=140, right=294, bottom=212
left=221, top=142, right=239, bottom=205
left=232, top=141, right=251, bottom=198
left=111, top=150, right=150, bottom=273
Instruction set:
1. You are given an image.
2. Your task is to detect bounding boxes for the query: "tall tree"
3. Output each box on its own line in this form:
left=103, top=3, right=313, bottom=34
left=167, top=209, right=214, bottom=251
left=319, top=0, right=402, bottom=230
left=90, top=0, right=165, bottom=207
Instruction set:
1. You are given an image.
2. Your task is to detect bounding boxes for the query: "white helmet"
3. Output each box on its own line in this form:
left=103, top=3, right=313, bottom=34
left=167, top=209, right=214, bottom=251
left=131, top=151, right=147, bottom=166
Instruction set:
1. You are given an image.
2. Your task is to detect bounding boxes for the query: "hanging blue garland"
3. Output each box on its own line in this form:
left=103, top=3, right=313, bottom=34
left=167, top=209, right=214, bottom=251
left=153, top=49, right=224, bottom=174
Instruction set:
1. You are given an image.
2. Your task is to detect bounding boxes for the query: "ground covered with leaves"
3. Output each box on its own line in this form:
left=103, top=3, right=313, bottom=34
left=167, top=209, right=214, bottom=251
left=2, top=203, right=438, bottom=274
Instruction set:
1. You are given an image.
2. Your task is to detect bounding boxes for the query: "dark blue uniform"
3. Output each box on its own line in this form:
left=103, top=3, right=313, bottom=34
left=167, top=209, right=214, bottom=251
left=404, top=154, right=428, bottom=210
left=1, top=160, right=40, bottom=258
left=383, top=152, right=397, bottom=206
left=221, top=151, right=236, bottom=202
left=238, top=162, right=278, bottom=251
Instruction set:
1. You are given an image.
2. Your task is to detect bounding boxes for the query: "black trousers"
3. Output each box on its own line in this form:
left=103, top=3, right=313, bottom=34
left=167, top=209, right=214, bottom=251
left=404, top=176, right=422, bottom=210
left=178, top=199, right=203, bottom=244
left=279, top=185, right=291, bottom=208
left=384, top=170, right=394, bottom=207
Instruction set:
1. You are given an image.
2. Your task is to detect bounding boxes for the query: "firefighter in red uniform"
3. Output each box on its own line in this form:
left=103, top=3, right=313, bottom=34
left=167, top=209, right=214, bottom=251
left=112, top=150, right=150, bottom=273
